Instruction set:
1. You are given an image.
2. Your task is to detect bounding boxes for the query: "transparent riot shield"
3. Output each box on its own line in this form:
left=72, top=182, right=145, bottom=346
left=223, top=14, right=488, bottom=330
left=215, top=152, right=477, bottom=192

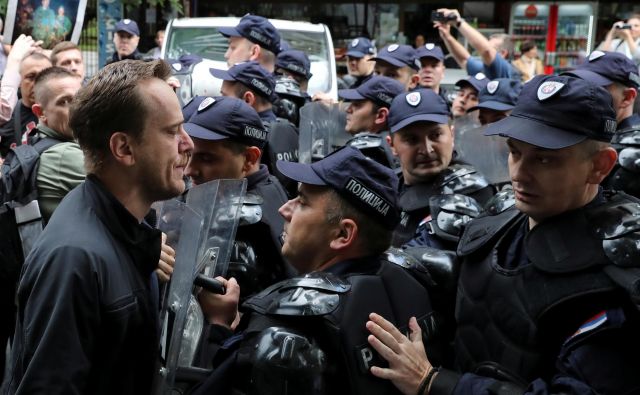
left=153, top=179, right=247, bottom=395
left=454, top=116, right=510, bottom=185
left=298, top=101, right=351, bottom=163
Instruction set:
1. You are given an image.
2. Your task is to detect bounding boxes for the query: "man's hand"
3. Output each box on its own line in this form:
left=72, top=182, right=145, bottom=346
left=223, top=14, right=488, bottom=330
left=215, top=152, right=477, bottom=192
left=434, top=21, right=452, bottom=40
left=437, top=8, right=462, bottom=28
left=198, top=277, right=240, bottom=329
left=312, top=91, right=335, bottom=104
left=8, top=35, right=41, bottom=64
left=156, top=232, right=175, bottom=283
left=367, top=313, right=432, bottom=395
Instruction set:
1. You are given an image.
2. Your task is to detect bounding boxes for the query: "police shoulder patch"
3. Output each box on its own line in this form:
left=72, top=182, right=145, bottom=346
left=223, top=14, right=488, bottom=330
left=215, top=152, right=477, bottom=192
left=425, top=43, right=435, bottom=50
left=406, top=91, right=421, bottom=106
left=588, top=50, right=606, bottom=62
left=387, top=44, right=399, bottom=52
left=537, top=81, right=565, bottom=101
left=351, top=38, right=360, bottom=47
left=487, top=80, right=499, bottom=94
left=198, top=96, right=216, bottom=112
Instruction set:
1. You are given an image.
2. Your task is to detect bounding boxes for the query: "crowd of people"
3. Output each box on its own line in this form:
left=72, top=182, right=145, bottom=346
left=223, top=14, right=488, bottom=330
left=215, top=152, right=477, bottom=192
left=0, top=7, right=640, bottom=395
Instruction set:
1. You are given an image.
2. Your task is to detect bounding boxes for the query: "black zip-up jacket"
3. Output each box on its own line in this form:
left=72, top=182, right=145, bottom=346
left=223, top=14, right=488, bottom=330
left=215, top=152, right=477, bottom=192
left=6, top=175, right=162, bottom=395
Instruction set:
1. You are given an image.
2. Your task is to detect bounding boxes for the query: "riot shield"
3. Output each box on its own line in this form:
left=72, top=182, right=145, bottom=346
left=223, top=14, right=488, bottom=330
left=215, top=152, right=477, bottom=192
left=153, top=179, right=247, bottom=395
left=454, top=117, right=510, bottom=185
left=298, top=101, right=351, bottom=163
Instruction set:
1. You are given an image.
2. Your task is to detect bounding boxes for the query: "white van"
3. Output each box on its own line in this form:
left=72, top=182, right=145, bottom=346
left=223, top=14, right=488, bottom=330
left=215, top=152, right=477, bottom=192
left=163, top=17, right=338, bottom=101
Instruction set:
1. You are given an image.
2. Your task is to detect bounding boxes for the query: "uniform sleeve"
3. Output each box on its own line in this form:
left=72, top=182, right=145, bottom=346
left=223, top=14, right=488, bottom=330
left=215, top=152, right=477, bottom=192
left=36, top=142, right=86, bottom=221
left=432, top=307, right=640, bottom=395
left=8, top=246, right=101, bottom=394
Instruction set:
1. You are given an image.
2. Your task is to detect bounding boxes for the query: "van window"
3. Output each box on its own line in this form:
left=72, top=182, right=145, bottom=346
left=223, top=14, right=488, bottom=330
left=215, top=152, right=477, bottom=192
left=166, top=27, right=332, bottom=94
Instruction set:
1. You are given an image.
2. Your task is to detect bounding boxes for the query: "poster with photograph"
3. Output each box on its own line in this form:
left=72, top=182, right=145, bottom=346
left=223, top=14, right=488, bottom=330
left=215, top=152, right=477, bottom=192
left=3, top=0, right=87, bottom=49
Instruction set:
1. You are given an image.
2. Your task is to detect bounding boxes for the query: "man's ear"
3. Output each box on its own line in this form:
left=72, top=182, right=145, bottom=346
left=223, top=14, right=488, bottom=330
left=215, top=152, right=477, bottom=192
left=249, top=44, right=261, bottom=61
left=620, top=87, right=638, bottom=110
left=109, top=131, right=136, bottom=167
left=242, top=146, right=262, bottom=175
left=374, top=107, right=389, bottom=126
left=329, top=218, right=358, bottom=251
left=242, top=90, right=256, bottom=107
left=588, top=146, right=618, bottom=184
left=409, top=73, right=420, bottom=90
left=32, top=103, right=44, bottom=119
left=387, top=133, right=398, bottom=156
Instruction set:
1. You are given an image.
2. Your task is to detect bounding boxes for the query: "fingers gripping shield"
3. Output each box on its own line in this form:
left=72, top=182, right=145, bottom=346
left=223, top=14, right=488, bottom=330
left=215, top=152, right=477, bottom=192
left=152, top=179, right=247, bottom=395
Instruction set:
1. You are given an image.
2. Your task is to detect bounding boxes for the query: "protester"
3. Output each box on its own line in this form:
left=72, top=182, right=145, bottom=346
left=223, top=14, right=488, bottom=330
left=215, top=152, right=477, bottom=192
left=148, top=29, right=164, bottom=59
left=50, top=41, right=85, bottom=81
left=0, top=52, right=51, bottom=157
left=5, top=60, right=194, bottom=394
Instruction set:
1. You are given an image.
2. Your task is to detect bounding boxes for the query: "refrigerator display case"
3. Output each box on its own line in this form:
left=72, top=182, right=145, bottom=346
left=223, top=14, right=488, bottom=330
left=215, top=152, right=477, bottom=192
left=510, top=2, right=597, bottom=74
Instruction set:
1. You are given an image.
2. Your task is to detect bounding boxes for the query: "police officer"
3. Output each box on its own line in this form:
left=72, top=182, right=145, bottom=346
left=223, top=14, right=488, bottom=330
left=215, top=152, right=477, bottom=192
left=564, top=50, right=640, bottom=197
left=344, top=36, right=376, bottom=88
left=450, top=72, right=488, bottom=119
left=219, top=14, right=281, bottom=72
left=194, top=146, right=435, bottom=395
left=387, top=89, right=493, bottom=247
left=338, top=75, right=404, bottom=168
left=370, top=44, right=420, bottom=90
left=467, top=78, right=522, bottom=125
left=366, top=75, right=640, bottom=395
left=184, top=96, right=291, bottom=297
left=107, top=18, right=144, bottom=64
left=339, top=75, right=405, bottom=136
left=212, top=61, right=299, bottom=197
left=275, top=49, right=313, bottom=95
left=415, top=43, right=448, bottom=103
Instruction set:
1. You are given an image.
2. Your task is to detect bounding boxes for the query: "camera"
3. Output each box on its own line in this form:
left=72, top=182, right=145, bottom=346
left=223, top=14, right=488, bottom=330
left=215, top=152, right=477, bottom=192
left=431, top=11, right=457, bottom=23
left=616, top=23, right=632, bottom=30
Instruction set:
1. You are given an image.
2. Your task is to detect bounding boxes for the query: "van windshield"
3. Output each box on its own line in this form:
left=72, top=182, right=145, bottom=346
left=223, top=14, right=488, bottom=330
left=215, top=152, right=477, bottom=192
left=166, top=26, right=332, bottom=95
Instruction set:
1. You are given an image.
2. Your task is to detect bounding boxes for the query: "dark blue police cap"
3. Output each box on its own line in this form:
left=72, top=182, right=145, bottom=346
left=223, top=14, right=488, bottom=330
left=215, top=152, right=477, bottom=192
left=277, top=146, right=400, bottom=229
left=346, top=37, right=376, bottom=58
left=371, top=44, right=420, bottom=71
left=455, top=72, right=489, bottom=93
left=182, top=96, right=205, bottom=121
left=218, top=14, right=281, bottom=54
left=564, top=50, right=640, bottom=89
left=210, top=61, right=276, bottom=101
left=415, top=43, right=445, bottom=62
left=388, top=89, right=449, bottom=132
left=484, top=75, right=617, bottom=149
left=338, top=75, right=405, bottom=108
left=276, top=49, right=313, bottom=79
left=468, top=78, right=522, bottom=112
left=115, top=19, right=139, bottom=36
left=184, top=96, right=269, bottom=149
